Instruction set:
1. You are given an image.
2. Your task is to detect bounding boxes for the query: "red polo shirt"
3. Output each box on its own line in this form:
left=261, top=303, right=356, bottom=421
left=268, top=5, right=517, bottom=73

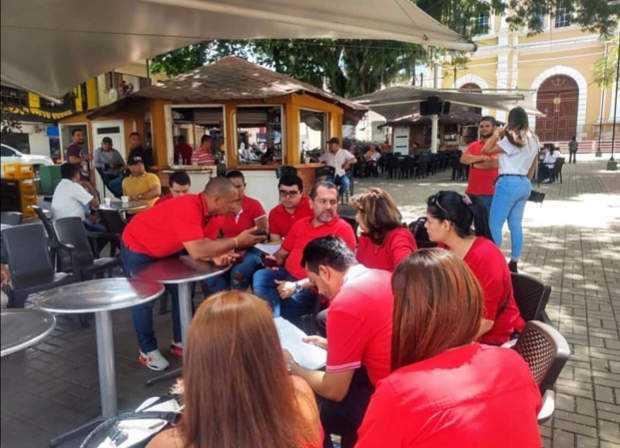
left=356, top=343, right=542, bottom=448
left=326, top=265, right=393, bottom=385
left=268, top=196, right=313, bottom=239
left=122, top=194, right=210, bottom=258
left=203, top=195, right=266, bottom=238
left=282, top=216, right=356, bottom=280
left=356, top=227, right=417, bottom=272
left=465, top=140, right=498, bottom=196
left=463, top=237, right=525, bottom=345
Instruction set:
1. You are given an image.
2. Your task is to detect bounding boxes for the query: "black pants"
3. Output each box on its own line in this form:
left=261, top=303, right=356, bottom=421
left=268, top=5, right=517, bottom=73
left=569, top=151, right=577, bottom=163
left=319, top=367, right=374, bottom=448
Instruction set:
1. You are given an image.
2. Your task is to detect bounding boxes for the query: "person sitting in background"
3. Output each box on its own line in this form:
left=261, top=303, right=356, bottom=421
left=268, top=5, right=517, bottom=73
left=203, top=170, right=266, bottom=292
left=538, top=145, right=558, bottom=183
left=157, top=170, right=191, bottom=205
left=147, top=291, right=322, bottom=448
left=286, top=237, right=393, bottom=448
left=356, top=249, right=542, bottom=447
left=173, top=135, right=193, bottom=165
left=51, top=163, right=103, bottom=232
left=424, top=191, right=525, bottom=345
left=269, top=174, right=313, bottom=242
left=319, top=137, right=356, bottom=197
left=253, top=181, right=356, bottom=326
left=122, top=154, right=162, bottom=207
left=127, top=132, right=154, bottom=171
left=93, top=136, right=125, bottom=197
left=351, top=188, right=417, bottom=272
left=192, top=135, right=216, bottom=166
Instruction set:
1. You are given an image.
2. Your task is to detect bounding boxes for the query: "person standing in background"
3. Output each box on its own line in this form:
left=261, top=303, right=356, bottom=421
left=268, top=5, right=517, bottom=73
left=127, top=132, right=154, bottom=171
left=568, top=136, right=578, bottom=164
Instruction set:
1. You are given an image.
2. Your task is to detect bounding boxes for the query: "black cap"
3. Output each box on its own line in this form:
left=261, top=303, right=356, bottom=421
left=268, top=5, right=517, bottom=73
left=326, top=137, right=340, bottom=145
left=127, top=154, right=144, bottom=166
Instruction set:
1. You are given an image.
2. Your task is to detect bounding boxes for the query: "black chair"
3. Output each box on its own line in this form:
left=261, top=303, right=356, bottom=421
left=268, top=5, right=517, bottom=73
left=0, top=212, right=22, bottom=226
left=53, top=217, right=122, bottom=281
left=511, top=272, right=552, bottom=323
left=512, top=320, right=570, bottom=423
left=31, top=205, right=63, bottom=270
left=1, top=223, right=75, bottom=308
left=551, top=157, right=565, bottom=184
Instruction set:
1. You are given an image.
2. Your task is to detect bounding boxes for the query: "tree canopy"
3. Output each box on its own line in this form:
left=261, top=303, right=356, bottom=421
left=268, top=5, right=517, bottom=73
left=149, top=0, right=619, bottom=97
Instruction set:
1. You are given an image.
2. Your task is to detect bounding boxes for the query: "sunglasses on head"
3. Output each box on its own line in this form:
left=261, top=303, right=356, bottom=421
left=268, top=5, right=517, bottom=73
left=429, top=194, right=449, bottom=216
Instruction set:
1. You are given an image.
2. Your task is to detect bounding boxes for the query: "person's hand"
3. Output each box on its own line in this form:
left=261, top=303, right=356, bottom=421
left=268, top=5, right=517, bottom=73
left=262, top=254, right=280, bottom=269
left=303, top=335, right=327, bottom=350
left=276, top=280, right=297, bottom=299
left=212, top=251, right=241, bottom=267
left=283, top=349, right=297, bottom=373
left=236, top=226, right=267, bottom=248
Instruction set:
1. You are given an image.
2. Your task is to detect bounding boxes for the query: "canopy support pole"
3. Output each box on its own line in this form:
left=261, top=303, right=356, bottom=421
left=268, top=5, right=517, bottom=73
left=431, top=114, right=439, bottom=153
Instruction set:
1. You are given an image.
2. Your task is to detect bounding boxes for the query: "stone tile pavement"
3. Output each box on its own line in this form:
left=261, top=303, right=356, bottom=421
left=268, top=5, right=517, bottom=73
left=1, top=154, right=619, bottom=447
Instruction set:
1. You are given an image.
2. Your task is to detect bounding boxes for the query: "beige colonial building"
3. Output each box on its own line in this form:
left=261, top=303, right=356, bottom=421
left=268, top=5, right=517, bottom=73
left=439, top=10, right=618, bottom=151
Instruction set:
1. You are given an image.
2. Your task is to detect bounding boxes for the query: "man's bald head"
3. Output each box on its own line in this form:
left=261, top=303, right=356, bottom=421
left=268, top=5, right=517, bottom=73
left=203, top=176, right=242, bottom=215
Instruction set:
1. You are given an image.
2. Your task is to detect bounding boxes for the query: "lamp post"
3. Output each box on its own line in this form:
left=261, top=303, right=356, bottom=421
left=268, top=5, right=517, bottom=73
left=608, top=34, right=619, bottom=171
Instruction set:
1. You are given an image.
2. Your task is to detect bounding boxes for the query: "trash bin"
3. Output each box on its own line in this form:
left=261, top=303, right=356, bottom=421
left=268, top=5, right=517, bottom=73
left=38, top=165, right=62, bottom=196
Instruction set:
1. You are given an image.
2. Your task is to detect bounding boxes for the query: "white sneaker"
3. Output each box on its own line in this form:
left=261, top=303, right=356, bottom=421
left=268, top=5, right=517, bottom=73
left=138, top=349, right=170, bottom=371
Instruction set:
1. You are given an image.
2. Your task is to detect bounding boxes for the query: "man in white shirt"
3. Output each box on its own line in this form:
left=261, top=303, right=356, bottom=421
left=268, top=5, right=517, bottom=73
left=319, top=137, right=356, bottom=196
left=538, top=145, right=558, bottom=183
left=51, top=163, right=101, bottom=230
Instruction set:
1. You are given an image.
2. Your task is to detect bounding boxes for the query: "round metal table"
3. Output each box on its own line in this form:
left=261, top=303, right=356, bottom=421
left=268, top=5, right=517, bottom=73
left=1, top=309, right=56, bottom=357
left=31, top=277, right=164, bottom=445
left=99, top=199, right=150, bottom=213
left=135, top=256, right=230, bottom=384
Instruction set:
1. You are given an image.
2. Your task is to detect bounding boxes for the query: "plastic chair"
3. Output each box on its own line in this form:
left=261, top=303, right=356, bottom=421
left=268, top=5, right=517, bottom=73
left=511, top=272, right=552, bottom=323
left=0, top=212, right=22, bottom=226
left=551, top=157, right=565, bottom=184
left=53, top=217, right=121, bottom=281
left=31, top=205, right=63, bottom=270
left=1, top=223, right=75, bottom=307
left=512, top=320, right=570, bottom=423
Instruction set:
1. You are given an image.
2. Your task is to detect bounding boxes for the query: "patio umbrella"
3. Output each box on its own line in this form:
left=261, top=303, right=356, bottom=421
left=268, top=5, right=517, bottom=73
left=1, top=0, right=474, bottom=99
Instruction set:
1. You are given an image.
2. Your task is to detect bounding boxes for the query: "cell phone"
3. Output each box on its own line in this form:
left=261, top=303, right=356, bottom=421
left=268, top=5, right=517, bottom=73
left=252, top=229, right=268, bottom=237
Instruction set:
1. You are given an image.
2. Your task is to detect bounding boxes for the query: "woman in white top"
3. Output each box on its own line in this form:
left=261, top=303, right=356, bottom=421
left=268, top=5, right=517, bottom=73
left=481, top=107, right=539, bottom=273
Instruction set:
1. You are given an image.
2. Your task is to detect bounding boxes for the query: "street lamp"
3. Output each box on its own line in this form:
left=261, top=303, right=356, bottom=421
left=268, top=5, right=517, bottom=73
left=608, top=33, right=619, bottom=171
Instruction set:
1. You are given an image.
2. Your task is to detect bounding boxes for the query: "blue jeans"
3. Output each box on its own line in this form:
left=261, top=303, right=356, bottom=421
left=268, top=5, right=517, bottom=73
left=469, top=194, right=493, bottom=218
left=489, top=176, right=531, bottom=261
left=120, top=244, right=182, bottom=353
left=252, top=267, right=318, bottom=325
left=107, top=175, right=123, bottom=198
left=203, top=247, right=263, bottom=294
left=336, top=174, right=351, bottom=196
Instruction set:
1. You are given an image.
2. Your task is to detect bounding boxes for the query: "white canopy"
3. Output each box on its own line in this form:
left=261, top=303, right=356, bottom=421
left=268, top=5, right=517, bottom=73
left=1, top=0, right=474, bottom=99
left=353, top=86, right=542, bottom=119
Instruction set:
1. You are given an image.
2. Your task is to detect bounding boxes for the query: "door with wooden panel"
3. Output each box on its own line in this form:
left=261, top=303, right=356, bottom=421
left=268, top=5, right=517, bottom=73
left=535, top=75, right=578, bottom=141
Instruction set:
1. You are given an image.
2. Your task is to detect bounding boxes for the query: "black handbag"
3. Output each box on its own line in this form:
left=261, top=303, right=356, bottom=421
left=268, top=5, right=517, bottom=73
left=528, top=190, right=545, bottom=203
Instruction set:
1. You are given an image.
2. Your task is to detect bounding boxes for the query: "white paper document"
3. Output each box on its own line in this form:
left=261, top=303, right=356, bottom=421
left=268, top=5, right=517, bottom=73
left=274, top=317, right=327, bottom=370
left=255, top=242, right=281, bottom=256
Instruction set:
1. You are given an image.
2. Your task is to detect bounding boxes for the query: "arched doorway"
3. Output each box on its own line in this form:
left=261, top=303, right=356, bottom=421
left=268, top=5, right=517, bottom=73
left=535, top=75, right=578, bottom=141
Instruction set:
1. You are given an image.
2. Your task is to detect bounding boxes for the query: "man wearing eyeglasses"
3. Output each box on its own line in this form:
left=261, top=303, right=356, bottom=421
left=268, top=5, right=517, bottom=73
left=268, top=174, right=313, bottom=242
left=460, top=116, right=499, bottom=216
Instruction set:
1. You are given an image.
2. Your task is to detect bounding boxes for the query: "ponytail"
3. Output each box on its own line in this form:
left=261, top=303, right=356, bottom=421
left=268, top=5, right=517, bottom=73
left=466, top=195, right=492, bottom=239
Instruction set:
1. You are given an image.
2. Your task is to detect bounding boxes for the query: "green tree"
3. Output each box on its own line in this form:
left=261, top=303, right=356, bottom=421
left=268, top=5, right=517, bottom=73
left=594, top=38, right=619, bottom=88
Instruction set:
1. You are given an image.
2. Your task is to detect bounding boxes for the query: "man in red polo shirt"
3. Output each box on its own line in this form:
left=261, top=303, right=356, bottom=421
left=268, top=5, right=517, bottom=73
left=269, top=174, right=313, bottom=241
left=252, top=181, right=355, bottom=326
left=285, top=236, right=393, bottom=448
left=460, top=116, right=499, bottom=216
left=121, top=176, right=265, bottom=371
left=202, top=170, right=266, bottom=292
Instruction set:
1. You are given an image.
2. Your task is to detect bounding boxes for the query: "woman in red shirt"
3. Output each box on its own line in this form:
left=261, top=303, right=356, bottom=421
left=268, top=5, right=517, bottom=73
left=356, top=249, right=541, bottom=447
left=148, top=291, right=322, bottom=448
left=424, top=190, right=525, bottom=345
left=351, top=188, right=416, bottom=272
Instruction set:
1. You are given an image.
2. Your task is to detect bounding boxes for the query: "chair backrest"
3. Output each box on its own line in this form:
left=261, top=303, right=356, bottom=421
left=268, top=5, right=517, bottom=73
left=513, top=320, right=570, bottom=393
left=0, top=212, right=22, bottom=225
left=511, top=272, right=551, bottom=321
left=31, top=205, right=60, bottom=244
left=554, top=157, right=565, bottom=175
left=1, top=223, right=55, bottom=289
left=53, top=217, right=95, bottom=269
left=98, top=209, right=126, bottom=234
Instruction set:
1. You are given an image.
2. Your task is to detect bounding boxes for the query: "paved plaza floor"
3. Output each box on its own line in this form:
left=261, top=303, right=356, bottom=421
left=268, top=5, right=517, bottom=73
left=1, top=154, right=619, bottom=447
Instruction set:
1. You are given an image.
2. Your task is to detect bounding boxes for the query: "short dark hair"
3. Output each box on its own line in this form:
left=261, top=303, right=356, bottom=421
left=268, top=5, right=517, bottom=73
left=60, top=162, right=79, bottom=179
left=177, top=135, right=186, bottom=143
left=309, top=180, right=337, bottom=200
left=225, top=170, right=245, bottom=182
left=71, top=128, right=82, bottom=136
left=201, top=135, right=213, bottom=144
left=480, top=116, right=496, bottom=126
left=302, top=236, right=356, bottom=274
left=278, top=174, right=303, bottom=192
left=102, top=136, right=112, bottom=144
left=129, top=132, right=140, bottom=138
left=169, top=170, right=191, bottom=186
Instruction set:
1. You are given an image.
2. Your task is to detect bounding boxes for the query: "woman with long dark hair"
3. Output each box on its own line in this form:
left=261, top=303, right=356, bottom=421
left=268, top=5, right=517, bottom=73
left=356, top=249, right=541, bottom=447
left=148, top=291, right=322, bottom=448
left=424, top=191, right=524, bottom=345
left=482, top=106, right=539, bottom=273
left=351, top=188, right=417, bottom=272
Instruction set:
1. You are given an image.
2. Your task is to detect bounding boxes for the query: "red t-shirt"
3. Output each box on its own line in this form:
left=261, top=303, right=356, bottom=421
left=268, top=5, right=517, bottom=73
left=203, top=195, right=266, bottom=238
left=465, top=140, right=498, bottom=196
left=463, top=237, right=525, bottom=345
left=356, top=227, right=417, bottom=272
left=326, top=265, right=393, bottom=385
left=356, top=343, right=542, bottom=448
left=122, top=194, right=210, bottom=258
left=282, top=216, right=356, bottom=280
left=155, top=193, right=173, bottom=205
left=268, top=196, right=313, bottom=239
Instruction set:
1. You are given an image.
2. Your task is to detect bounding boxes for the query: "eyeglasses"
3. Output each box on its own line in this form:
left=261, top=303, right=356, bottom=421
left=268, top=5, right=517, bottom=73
left=279, top=189, right=300, bottom=197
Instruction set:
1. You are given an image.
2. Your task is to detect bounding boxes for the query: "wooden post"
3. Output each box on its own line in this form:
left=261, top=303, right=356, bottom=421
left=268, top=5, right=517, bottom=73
left=225, top=103, right=238, bottom=168
left=150, top=100, right=168, bottom=167
left=285, top=102, right=300, bottom=165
